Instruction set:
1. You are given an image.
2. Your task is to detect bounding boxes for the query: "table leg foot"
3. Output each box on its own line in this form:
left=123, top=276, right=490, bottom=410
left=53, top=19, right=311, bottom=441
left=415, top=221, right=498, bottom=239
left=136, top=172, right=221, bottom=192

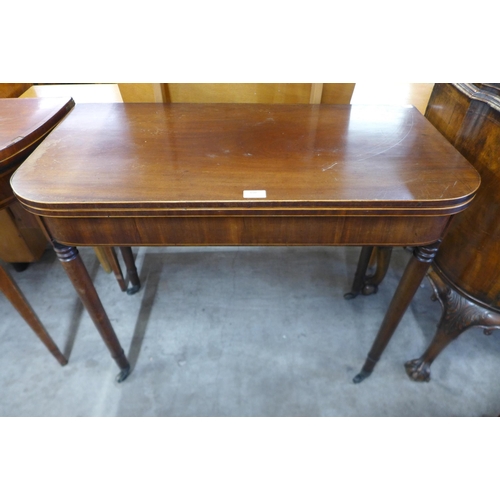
left=126, top=284, right=141, bottom=295
left=345, top=247, right=393, bottom=299
left=403, top=267, right=500, bottom=382
left=353, top=369, right=372, bottom=383
left=120, top=247, right=141, bottom=294
left=12, top=262, right=29, bottom=272
left=116, top=365, right=131, bottom=383
left=404, top=358, right=431, bottom=382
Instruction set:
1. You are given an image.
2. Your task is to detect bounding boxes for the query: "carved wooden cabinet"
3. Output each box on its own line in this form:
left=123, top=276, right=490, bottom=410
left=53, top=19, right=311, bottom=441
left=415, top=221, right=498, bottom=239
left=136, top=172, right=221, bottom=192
left=405, top=83, right=500, bottom=381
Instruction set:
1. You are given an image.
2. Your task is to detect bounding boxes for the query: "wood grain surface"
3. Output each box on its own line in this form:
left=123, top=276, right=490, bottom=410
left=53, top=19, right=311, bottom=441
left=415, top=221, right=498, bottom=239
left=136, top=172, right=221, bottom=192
left=12, top=103, right=480, bottom=217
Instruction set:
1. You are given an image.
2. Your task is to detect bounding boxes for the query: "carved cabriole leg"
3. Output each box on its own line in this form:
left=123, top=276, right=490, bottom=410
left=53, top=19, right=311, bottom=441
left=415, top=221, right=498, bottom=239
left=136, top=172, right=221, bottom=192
left=345, top=247, right=393, bottom=299
left=0, top=265, right=68, bottom=366
left=119, top=247, right=141, bottom=295
left=353, top=241, right=441, bottom=383
left=405, top=267, right=500, bottom=382
left=52, top=242, right=131, bottom=382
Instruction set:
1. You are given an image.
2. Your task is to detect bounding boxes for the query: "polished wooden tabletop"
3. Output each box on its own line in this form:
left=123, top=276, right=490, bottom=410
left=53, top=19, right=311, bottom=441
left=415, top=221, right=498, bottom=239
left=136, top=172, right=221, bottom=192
left=1, top=97, right=74, bottom=209
left=12, top=103, right=480, bottom=217
left=0, top=97, right=74, bottom=168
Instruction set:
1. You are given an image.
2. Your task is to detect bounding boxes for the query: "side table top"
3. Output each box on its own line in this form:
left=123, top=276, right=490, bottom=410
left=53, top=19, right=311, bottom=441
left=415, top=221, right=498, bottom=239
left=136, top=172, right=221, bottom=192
left=11, top=103, right=480, bottom=217
left=0, top=97, right=75, bottom=168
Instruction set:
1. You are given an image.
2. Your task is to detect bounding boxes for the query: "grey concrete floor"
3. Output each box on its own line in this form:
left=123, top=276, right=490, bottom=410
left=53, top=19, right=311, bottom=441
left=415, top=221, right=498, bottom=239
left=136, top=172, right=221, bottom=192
left=1, top=245, right=499, bottom=416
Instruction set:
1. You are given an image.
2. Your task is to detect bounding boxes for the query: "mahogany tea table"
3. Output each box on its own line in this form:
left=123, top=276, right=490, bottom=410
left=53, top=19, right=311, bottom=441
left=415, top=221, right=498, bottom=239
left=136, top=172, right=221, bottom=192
left=11, top=103, right=481, bottom=382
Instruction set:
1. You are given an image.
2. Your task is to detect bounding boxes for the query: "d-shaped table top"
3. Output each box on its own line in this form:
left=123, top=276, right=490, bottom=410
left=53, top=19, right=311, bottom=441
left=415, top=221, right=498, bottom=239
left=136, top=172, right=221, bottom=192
left=11, top=103, right=480, bottom=218
left=0, top=97, right=74, bottom=209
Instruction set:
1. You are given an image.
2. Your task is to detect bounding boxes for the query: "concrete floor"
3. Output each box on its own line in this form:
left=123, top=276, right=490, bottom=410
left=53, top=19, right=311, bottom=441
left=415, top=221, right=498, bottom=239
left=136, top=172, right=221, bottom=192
left=1, top=245, right=499, bottom=416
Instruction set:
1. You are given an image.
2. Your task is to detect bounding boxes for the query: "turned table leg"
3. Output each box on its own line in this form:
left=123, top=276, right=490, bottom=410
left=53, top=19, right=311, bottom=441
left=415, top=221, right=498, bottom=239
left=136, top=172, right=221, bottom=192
left=353, top=241, right=441, bottom=383
left=0, top=264, right=68, bottom=366
left=52, top=242, right=131, bottom=382
left=404, top=267, right=500, bottom=382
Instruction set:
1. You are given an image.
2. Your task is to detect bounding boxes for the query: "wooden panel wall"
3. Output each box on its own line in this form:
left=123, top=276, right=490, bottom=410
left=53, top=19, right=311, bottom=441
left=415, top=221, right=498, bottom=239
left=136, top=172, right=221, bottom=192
left=0, top=83, right=32, bottom=98
left=117, top=83, right=356, bottom=104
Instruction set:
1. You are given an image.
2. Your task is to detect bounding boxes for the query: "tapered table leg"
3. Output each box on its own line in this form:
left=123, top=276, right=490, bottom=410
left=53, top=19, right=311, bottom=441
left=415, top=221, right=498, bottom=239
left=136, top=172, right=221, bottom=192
left=119, top=247, right=141, bottom=295
left=53, top=242, right=131, bottom=382
left=353, top=241, right=441, bottom=383
left=0, top=265, right=68, bottom=366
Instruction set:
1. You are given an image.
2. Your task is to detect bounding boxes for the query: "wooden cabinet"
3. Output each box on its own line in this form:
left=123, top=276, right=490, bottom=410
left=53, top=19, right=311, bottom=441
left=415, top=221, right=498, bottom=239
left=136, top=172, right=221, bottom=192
left=405, top=83, right=500, bottom=381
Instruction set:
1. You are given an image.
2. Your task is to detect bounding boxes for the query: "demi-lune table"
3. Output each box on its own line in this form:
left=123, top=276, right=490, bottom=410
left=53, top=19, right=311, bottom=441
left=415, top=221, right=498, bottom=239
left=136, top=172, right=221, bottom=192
left=11, top=103, right=480, bottom=382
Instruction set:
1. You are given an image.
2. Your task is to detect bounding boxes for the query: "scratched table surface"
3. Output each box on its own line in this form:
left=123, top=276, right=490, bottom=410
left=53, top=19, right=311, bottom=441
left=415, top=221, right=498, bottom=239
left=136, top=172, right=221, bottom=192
left=12, top=103, right=479, bottom=216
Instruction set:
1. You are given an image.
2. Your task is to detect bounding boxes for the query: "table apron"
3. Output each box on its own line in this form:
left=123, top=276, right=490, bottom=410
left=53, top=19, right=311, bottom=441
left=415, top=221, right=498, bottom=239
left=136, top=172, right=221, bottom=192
left=41, top=215, right=450, bottom=247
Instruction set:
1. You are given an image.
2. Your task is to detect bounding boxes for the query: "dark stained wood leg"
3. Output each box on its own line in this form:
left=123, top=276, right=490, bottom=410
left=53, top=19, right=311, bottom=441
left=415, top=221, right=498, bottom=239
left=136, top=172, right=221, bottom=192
left=0, top=265, right=68, bottom=366
left=52, top=242, right=131, bottom=382
left=101, top=247, right=127, bottom=292
left=345, top=247, right=393, bottom=299
left=362, top=247, right=393, bottom=295
left=11, top=262, right=30, bottom=272
left=404, top=267, right=500, bottom=382
left=119, top=247, right=141, bottom=295
left=353, top=241, right=441, bottom=383
left=344, top=246, right=374, bottom=299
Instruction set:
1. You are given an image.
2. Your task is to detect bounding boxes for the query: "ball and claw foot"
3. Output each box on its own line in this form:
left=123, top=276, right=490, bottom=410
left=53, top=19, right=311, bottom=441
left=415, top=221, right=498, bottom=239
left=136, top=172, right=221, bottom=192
left=404, top=358, right=431, bottom=382
left=115, top=365, right=131, bottom=383
left=126, top=284, right=141, bottom=295
left=353, top=369, right=372, bottom=384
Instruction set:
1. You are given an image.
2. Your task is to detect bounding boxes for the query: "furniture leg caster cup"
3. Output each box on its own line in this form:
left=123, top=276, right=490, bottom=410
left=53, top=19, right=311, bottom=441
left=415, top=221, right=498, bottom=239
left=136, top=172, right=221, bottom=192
left=353, top=369, right=373, bottom=384
left=126, top=284, right=141, bottom=295
left=116, top=365, right=131, bottom=383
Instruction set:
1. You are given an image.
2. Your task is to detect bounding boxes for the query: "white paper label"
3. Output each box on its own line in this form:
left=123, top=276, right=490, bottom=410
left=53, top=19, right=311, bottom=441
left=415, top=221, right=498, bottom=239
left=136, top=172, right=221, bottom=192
left=243, top=190, right=267, bottom=199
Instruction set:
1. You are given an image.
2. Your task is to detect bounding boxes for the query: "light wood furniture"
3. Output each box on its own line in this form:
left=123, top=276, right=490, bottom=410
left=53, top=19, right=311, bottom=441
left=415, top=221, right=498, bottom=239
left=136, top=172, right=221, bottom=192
left=0, top=83, right=32, bottom=98
left=117, top=83, right=356, bottom=105
left=20, top=84, right=123, bottom=102
left=12, top=103, right=480, bottom=382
